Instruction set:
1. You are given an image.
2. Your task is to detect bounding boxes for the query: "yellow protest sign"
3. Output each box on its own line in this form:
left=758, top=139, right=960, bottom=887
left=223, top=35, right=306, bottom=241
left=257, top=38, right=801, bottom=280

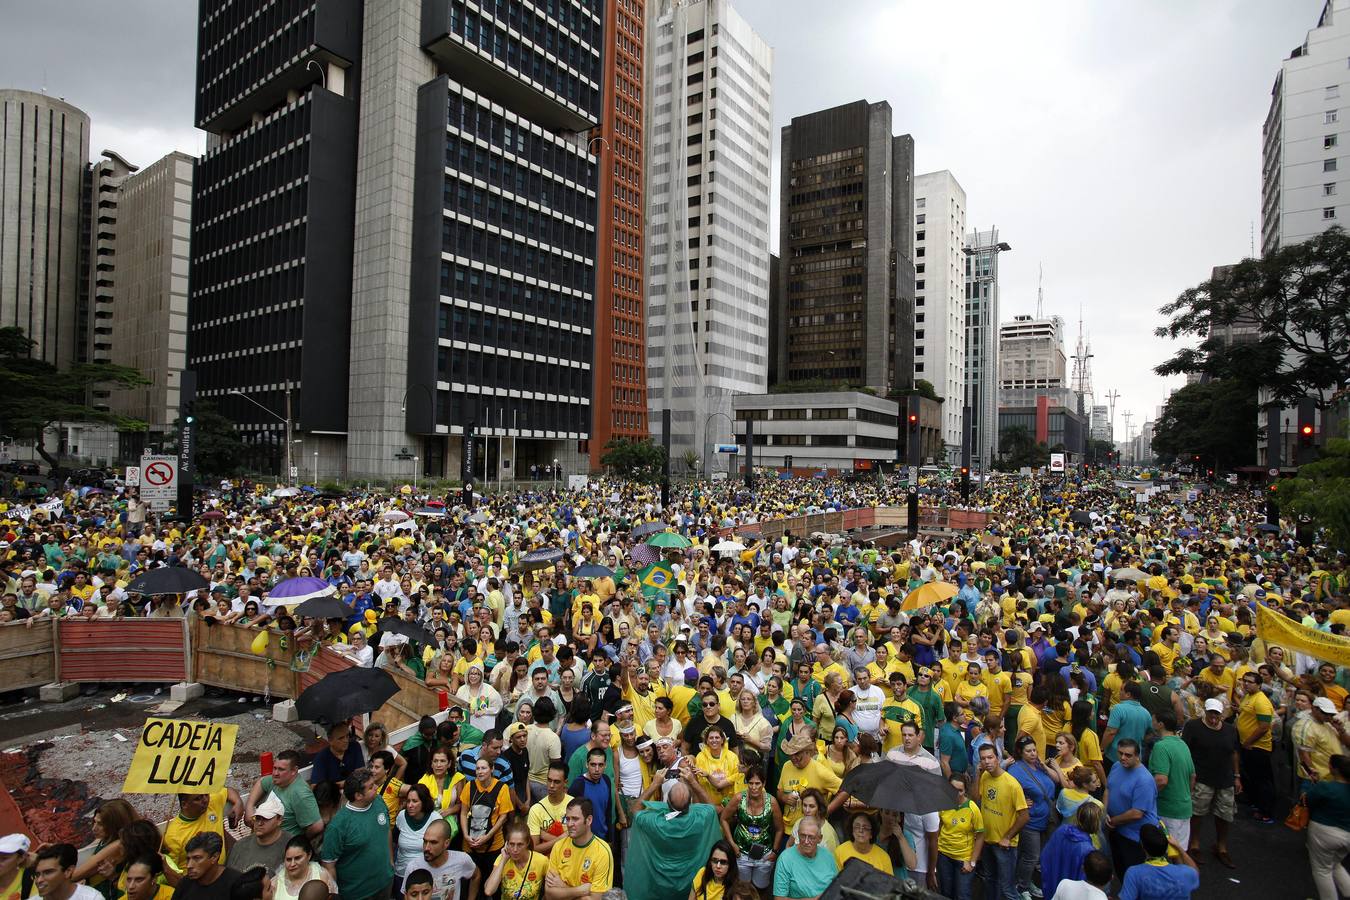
left=121, top=718, right=238, bottom=794
left=1255, top=603, right=1350, bottom=668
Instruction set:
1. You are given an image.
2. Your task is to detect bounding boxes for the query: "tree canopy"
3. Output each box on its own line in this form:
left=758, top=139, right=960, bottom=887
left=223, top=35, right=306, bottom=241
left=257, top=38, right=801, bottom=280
left=1279, top=437, right=1350, bottom=552
left=1150, top=379, right=1259, bottom=470
left=996, top=424, right=1050, bottom=470
left=171, top=402, right=247, bottom=477
left=1154, top=227, right=1350, bottom=408
left=0, top=327, right=150, bottom=465
left=600, top=438, right=667, bottom=482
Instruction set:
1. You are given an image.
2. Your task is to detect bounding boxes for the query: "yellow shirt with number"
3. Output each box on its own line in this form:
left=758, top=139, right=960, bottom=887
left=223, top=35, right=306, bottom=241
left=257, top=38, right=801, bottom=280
left=548, top=835, right=614, bottom=893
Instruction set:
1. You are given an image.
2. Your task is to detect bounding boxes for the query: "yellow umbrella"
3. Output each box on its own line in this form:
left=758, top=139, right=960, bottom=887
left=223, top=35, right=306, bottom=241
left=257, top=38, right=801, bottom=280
left=902, top=581, right=959, bottom=611
left=970, top=561, right=987, bottom=571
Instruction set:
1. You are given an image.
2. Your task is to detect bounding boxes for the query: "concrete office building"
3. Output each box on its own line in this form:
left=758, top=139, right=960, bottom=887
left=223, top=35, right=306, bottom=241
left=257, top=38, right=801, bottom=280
left=104, top=152, right=195, bottom=448
left=1, top=89, right=90, bottom=369
left=912, top=171, right=966, bottom=455
left=86, top=151, right=138, bottom=378
left=775, top=100, right=915, bottom=395
left=190, top=1, right=604, bottom=480
left=732, top=390, right=898, bottom=473
left=1262, top=0, right=1350, bottom=254
left=1090, top=404, right=1112, bottom=442
left=963, top=227, right=1008, bottom=471
left=998, top=314, right=1067, bottom=396
left=645, top=0, right=773, bottom=469
left=587, top=0, right=649, bottom=471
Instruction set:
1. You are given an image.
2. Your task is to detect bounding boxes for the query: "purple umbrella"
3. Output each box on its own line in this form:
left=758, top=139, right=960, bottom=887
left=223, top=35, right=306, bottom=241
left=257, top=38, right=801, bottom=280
left=628, top=543, right=660, bottom=566
left=263, top=576, right=335, bottom=607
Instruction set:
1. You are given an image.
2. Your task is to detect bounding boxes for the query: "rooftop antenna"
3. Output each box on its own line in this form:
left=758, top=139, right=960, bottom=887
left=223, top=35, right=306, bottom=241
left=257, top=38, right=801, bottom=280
left=1105, top=389, right=1120, bottom=441
left=1035, top=263, right=1044, bottom=318
left=1250, top=221, right=1256, bottom=259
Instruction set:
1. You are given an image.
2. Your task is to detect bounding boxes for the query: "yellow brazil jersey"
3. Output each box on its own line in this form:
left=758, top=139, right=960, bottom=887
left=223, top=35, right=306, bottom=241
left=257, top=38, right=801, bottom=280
left=1151, top=643, right=1179, bottom=676
left=777, top=756, right=842, bottom=828
left=689, top=867, right=726, bottom=900
left=548, top=835, right=614, bottom=893
left=983, top=671, right=1013, bottom=715
left=1076, top=727, right=1103, bottom=766
left=812, top=660, right=851, bottom=688
left=1016, top=704, right=1049, bottom=760
left=938, top=658, right=965, bottom=696
left=937, top=800, right=985, bottom=862
left=1237, top=690, right=1275, bottom=752
left=978, top=770, right=1029, bottom=847
left=162, top=789, right=228, bottom=869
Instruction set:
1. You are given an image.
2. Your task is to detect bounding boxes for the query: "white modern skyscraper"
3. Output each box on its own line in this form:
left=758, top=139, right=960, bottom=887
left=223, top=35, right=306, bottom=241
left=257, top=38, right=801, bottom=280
left=645, top=0, right=773, bottom=468
left=1262, top=0, right=1350, bottom=255
left=913, top=171, right=966, bottom=454
left=998, top=314, right=1070, bottom=404
left=963, top=227, right=1008, bottom=472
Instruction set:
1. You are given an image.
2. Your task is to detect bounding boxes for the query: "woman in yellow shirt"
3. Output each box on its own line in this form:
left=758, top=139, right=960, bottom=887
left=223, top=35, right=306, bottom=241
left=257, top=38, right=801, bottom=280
left=955, top=663, right=990, bottom=713
left=417, top=749, right=463, bottom=815
left=835, top=811, right=894, bottom=875
left=695, top=726, right=743, bottom=807
left=688, top=841, right=737, bottom=900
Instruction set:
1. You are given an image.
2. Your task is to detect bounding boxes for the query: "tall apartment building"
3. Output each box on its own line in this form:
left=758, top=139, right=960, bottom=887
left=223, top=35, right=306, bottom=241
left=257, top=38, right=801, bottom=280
left=963, top=227, right=1008, bottom=471
left=589, top=0, right=649, bottom=470
left=86, top=151, right=138, bottom=380
left=1, top=89, right=90, bottom=369
left=189, top=1, right=362, bottom=474
left=644, top=0, right=773, bottom=467
left=775, top=100, right=915, bottom=395
left=190, top=1, right=603, bottom=479
left=1262, top=0, right=1350, bottom=255
left=104, top=152, right=194, bottom=447
left=998, top=314, right=1069, bottom=406
left=912, top=171, right=966, bottom=453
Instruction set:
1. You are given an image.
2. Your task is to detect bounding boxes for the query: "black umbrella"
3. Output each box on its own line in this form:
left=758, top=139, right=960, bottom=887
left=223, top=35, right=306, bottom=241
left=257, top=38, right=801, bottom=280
left=124, top=566, right=212, bottom=595
left=838, top=761, right=959, bottom=814
left=573, top=563, right=615, bottom=579
left=377, top=618, right=438, bottom=646
left=630, top=521, right=669, bottom=538
left=1256, top=523, right=1281, bottom=533
left=1069, top=510, right=1093, bottom=526
left=296, top=667, right=400, bottom=724
left=519, top=547, right=565, bottom=570
left=291, top=596, right=356, bottom=620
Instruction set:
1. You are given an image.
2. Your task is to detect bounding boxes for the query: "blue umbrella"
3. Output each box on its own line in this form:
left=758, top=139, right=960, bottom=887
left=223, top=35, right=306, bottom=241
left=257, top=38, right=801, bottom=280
left=574, top=563, right=615, bottom=578
left=520, top=547, right=565, bottom=570
left=264, top=576, right=335, bottom=607
left=1177, top=527, right=1200, bottom=537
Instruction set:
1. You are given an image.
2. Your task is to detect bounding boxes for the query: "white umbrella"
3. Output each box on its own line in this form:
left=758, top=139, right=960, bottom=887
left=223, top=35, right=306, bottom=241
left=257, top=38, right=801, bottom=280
left=381, top=510, right=410, bottom=523
left=272, top=487, right=299, bottom=498
left=712, top=540, right=746, bottom=554
left=390, top=520, right=417, bottom=532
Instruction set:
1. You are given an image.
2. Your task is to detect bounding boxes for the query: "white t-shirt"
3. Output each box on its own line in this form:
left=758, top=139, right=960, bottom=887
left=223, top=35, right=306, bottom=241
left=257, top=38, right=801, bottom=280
left=409, top=850, right=476, bottom=900
left=616, top=748, right=644, bottom=797
left=852, top=685, right=885, bottom=734
left=1051, top=880, right=1109, bottom=900
left=903, top=811, right=940, bottom=875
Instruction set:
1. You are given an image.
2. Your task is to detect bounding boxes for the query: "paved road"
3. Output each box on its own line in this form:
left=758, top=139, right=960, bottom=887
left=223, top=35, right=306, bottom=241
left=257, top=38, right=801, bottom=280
left=1193, top=807, right=1315, bottom=900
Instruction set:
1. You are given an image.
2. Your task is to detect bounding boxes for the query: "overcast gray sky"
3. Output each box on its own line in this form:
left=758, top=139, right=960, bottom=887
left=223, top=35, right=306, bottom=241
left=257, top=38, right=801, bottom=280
left=0, top=0, right=1322, bottom=441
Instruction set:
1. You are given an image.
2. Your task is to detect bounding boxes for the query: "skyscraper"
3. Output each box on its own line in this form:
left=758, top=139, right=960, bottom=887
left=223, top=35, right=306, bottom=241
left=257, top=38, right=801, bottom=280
left=589, top=0, right=649, bottom=470
left=644, top=0, right=773, bottom=469
left=912, top=171, right=966, bottom=455
left=190, top=1, right=604, bottom=479
left=775, top=100, right=915, bottom=395
left=1, top=89, right=90, bottom=368
left=997, top=314, right=1071, bottom=406
left=963, top=227, right=1009, bottom=472
left=1261, top=0, right=1350, bottom=255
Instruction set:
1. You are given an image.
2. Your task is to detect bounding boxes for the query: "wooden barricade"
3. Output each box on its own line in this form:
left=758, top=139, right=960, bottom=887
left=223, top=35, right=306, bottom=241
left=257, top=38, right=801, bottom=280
left=57, top=619, right=188, bottom=683
left=190, top=619, right=305, bottom=699
left=0, top=618, right=56, bottom=690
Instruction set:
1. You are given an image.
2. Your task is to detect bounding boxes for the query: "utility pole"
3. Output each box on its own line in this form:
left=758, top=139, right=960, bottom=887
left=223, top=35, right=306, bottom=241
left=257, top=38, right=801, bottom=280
left=1105, top=389, right=1120, bottom=440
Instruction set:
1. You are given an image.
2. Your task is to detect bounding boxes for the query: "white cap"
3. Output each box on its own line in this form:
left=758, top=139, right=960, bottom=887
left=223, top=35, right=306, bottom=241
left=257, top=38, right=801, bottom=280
left=1314, top=697, right=1339, bottom=715
left=255, top=793, right=285, bottom=819
left=0, top=834, right=30, bottom=854
left=1203, top=698, right=1225, bottom=713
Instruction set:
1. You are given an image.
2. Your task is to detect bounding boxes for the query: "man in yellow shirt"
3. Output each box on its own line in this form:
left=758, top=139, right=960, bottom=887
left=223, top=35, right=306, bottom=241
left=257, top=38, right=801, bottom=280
left=980, top=651, right=1013, bottom=721
left=976, top=744, right=1028, bottom=900
left=161, top=787, right=241, bottom=869
left=811, top=644, right=850, bottom=688
left=1196, top=654, right=1238, bottom=701
left=1150, top=625, right=1181, bottom=677
left=1237, top=671, right=1276, bottom=823
left=545, top=798, right=614, bottom=896
left=776, top=732, right=843, bottom=829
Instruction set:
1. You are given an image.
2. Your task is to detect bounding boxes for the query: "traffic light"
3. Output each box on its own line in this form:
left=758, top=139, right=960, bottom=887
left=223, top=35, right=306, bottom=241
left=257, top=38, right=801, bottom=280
left=908, top=412, right=919, bottom=425
left=182, top=398, right=196, bottom=426
left=1297, top=397, right=1317, bottom=461
left=959, top=465, right=971, bottom=503
left=1266, top=480, right=1279, bottom=525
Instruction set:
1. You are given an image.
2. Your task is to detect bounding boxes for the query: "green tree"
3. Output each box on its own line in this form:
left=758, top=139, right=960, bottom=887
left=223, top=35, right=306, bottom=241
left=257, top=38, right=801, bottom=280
left=682, top=449, right=699, bottom=475
left=0, top=326, right=150, bottom=467
left=170, top=402, right=248, bottom=477
left=996, top=425, right=1051, bottom=471
left=1151, top=379, right=1259, bottom=470
left=1154, top=227, right=1350, bottom=408
left=600, top=438, right=668, bottom=482
left=887, top=378, right=942, bottom=404
left=1085, top=438, right=1117, bottom=466
left=1280, top=437, right=1350, bottom=551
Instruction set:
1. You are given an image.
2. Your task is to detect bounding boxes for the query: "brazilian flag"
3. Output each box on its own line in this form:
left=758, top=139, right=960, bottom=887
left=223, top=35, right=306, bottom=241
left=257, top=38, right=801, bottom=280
left=638, top=562, right=675, bottom=606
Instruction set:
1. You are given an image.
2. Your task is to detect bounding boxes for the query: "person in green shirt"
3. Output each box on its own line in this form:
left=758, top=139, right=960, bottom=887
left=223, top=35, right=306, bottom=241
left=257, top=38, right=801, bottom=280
left=1147, top=710, right=1195, bottom=849
left=937, top=703, right=970, bottom=780
left=908, top=668, right=946, bottom=750
left=321, top=768, right=394, bottom=900
left=246, top=750, right=323, bottom=839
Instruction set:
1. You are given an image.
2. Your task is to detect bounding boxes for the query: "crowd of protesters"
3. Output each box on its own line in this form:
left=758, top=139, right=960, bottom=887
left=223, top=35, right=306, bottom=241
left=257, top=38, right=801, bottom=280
left=1, top=466, right=1348, bottom=900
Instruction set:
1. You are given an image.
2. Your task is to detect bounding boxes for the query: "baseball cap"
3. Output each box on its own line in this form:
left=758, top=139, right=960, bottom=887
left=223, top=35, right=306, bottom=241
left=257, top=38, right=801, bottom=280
left=0, top=834, right=31, bottom=854
left=1315, top=697, right=1338, bottom=715
left=255, top=794, right=285, bottom=820
left=1203, top=698, right=1225, bottom=713
left=504, top=722, right=528, bottom=740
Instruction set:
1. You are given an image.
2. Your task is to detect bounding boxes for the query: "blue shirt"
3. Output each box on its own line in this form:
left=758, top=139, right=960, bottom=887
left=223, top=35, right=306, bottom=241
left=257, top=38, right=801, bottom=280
left=1106, top=763, right=1159, bottom=842
left=1119, top=861, right=1199, bottom=900
left=569, top=774, right=614, bottom=840
left=1105, top=700, right=1152, bottom=762
left=457, top=747, right=514, bottom=785
left=1008, top=760, right=1058, bottom=831
left=772, top=846, right=838, bottom=899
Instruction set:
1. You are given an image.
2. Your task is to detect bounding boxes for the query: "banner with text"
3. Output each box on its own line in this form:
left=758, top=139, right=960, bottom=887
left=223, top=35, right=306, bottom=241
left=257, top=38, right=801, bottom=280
left=121, top=718, right=238, bottom=793
left=1256, top=603, right=1350, bottom=668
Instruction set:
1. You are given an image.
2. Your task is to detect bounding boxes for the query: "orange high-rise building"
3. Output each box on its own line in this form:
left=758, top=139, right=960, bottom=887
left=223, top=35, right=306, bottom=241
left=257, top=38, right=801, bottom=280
left=589, top=0, right=648, bottom=470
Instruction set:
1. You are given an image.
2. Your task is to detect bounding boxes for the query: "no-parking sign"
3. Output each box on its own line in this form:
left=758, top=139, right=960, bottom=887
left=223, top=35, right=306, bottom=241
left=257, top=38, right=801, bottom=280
left=139, top=455, right=178, bottom=508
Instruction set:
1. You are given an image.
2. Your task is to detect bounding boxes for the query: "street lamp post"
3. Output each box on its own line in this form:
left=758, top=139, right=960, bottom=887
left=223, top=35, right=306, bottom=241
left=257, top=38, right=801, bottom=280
left=413, top=456, right=420, bottom=492
left=230, top=388, right=292, bottom=484
left=553, top=458, right=560, bottom=491
left=312, top=450, right=318, bottom=484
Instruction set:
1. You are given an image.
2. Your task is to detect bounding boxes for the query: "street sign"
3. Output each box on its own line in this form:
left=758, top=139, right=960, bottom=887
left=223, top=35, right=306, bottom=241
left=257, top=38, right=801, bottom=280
left=139, top=455, right=178, bottom=509
left=126, top=466, right=141, bottom=487
left=1050, top=453, right=1066, bottom=473
left=289, top=467, right=299, bottom=478
left=1267, top=468, right=1280, bottom=477
left=714, top=444, right=738, bottom=454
